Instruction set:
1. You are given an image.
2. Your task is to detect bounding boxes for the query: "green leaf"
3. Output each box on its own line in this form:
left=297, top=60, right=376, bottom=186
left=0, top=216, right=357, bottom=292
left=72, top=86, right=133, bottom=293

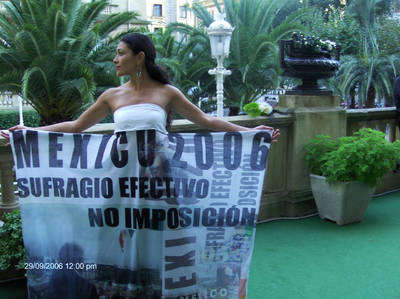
left=305, top=128, right=400, bottom=186
left=0, top=210, right=25, bottom=271
left=243, top=102, right=262, bottom=117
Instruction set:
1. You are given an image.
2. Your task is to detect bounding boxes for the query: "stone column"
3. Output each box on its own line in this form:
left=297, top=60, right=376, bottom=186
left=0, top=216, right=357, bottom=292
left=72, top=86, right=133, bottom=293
left=0, top=147, right=18, bottom=217
left=277, top=95, right=346, bottom=215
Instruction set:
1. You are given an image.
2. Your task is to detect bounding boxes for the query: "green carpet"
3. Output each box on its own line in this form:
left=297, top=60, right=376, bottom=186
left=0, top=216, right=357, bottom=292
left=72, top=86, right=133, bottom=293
left=248, top=191, right=400, bottom=299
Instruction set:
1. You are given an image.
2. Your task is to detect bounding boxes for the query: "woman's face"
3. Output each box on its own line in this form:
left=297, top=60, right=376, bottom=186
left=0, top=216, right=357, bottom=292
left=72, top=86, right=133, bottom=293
left=113, top=41, right=138, bottom=77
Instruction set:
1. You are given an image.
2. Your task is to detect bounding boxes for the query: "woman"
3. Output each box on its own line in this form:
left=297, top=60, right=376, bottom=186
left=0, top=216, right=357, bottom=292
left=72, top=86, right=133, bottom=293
left=1, top=33, right=279, bottom=138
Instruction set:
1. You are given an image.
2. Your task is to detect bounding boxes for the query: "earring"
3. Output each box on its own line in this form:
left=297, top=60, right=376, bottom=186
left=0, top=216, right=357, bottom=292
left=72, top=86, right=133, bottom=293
left=137, top=67, right=142, bottom=78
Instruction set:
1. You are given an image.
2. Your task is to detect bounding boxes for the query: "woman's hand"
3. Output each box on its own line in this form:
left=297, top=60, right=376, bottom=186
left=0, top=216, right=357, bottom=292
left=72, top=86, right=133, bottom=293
left=251, top=125, right=280, bottom=142
left=1, top=125, right=31, bottom=144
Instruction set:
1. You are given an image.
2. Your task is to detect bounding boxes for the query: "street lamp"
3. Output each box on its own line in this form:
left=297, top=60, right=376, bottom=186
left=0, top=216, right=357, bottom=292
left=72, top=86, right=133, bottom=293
left=207, top=12, right=233, bottom=118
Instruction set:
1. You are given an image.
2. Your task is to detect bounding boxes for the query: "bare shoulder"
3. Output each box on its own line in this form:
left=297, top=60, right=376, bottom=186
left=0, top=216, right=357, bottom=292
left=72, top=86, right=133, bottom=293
left=164, top=84, right=186, bottom=103
left=98, top=86, right=120, bottom=102
left=164, top=84, right=183, bottom=96
left=163, top=84, right=206, bottom=121
left=96, top=86, right=126, bottom=110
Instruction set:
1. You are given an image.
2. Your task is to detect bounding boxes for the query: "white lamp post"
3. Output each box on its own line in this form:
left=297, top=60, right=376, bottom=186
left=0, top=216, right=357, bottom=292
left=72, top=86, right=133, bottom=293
left=207, top=12, right=233, bottom=118
left=18, top=97, right=24, bottom=126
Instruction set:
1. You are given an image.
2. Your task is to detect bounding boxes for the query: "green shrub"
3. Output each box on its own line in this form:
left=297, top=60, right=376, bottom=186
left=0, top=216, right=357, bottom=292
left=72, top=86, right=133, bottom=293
left=0, top=110, right=40, bottom=129
left=305, top=128, right=400, bottom=187
left=304, top=134, right=340, bottom=176
left=0, top=209, right=25, bottom=270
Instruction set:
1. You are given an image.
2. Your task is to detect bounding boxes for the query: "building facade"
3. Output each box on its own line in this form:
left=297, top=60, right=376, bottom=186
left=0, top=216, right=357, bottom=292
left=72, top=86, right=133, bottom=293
left=195, top=0, right=224, bottom=19
left=99, top=0, right=198, bottom=32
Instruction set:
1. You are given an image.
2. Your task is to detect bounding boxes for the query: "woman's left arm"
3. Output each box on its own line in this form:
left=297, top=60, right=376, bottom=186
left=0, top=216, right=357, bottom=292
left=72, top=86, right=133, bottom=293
left=169, top=86, right=279, bottom=140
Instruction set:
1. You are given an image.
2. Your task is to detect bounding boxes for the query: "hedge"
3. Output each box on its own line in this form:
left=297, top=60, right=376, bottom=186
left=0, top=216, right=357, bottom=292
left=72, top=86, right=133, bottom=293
left=0, top=109, right=40, bottom=129
left=0, top=109, right=114, bottom=130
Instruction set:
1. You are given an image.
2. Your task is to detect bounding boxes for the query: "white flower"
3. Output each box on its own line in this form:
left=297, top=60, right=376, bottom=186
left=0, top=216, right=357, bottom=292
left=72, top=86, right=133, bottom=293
left=258, top=102, right=273, bottom=115
left=322, top=40, right=336, bottom=51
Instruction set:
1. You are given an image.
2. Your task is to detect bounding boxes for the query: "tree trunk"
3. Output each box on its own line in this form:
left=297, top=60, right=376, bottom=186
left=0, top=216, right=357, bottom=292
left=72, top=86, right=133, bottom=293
left=349, top=87, right=356, bottom=109
left=365, top=84, right=376, bottom=108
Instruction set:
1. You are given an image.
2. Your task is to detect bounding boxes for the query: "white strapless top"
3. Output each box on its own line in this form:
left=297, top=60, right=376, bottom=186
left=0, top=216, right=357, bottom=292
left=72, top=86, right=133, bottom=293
left=113, top=103, right=167, bottom=133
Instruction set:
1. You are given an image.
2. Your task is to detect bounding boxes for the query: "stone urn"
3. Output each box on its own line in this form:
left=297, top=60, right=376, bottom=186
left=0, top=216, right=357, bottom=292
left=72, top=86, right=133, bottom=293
left=279, top=40, right=340, bottom=95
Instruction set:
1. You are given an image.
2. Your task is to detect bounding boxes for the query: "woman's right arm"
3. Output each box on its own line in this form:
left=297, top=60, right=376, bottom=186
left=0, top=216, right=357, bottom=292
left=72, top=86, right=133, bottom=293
left=1, top=89, right=113, bottom=138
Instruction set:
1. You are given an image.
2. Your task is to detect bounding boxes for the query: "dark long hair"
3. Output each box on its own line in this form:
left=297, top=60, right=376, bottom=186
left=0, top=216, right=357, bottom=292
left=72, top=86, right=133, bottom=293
left=121, top=33, right=173, bottom=131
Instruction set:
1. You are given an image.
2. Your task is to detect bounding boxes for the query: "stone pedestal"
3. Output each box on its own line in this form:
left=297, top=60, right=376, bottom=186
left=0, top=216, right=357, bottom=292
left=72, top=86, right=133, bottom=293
left=277, top=95, right=346, bottom=214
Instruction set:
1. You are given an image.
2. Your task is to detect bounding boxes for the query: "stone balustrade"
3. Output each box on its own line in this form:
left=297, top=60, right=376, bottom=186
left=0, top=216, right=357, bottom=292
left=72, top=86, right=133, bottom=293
left=0, top=96, right=399, bottom=220
left=0, top=93, right=29, bottom=109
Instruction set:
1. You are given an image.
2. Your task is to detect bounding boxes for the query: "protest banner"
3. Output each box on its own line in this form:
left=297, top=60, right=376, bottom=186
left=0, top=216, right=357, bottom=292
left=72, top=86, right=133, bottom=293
left=11, top=129, right=271, bottom=298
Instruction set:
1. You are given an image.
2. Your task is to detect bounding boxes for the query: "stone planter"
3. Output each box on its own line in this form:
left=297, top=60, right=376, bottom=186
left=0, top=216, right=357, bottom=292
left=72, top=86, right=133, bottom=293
left=279, top=40, right=340, bottom=95
left=310, top=174, right=375, bottom=225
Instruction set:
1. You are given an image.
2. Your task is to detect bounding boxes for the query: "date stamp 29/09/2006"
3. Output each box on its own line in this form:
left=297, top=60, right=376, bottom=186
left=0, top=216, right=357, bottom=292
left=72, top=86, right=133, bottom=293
left=25, top=262, right=98, bottom=271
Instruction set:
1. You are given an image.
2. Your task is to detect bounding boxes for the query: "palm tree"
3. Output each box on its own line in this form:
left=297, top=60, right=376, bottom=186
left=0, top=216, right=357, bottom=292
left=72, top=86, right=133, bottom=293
left=170, top=0, right=309, bottom=110
left=337, top=53, right=399, bottom=107
left=159, top=22, right=216, bottom=106
left=0, top=0, right=140, bottom=125
left=336, top=0, right=400, bottom=108
left=149, top=28, right=191, bottom=91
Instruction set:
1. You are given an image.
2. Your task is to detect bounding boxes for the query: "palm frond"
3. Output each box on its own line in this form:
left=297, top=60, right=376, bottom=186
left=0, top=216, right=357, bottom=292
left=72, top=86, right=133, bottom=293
left=95, top=11, right=141, bottom=38
left=22, top=66, right=51, bottom=102
left=0, top=71, right=23, bottom=94
left=191, top=3, right=214, bottom=27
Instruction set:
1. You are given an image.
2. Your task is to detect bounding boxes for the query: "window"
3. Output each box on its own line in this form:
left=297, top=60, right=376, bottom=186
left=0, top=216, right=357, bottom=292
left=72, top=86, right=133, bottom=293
left=153, top=4, right=162, bottom=17
left=104, top=5, right=112, bottom=14
left=103, top=4, right=118, bottom=15
left=179, top=6, right=187, bottom=18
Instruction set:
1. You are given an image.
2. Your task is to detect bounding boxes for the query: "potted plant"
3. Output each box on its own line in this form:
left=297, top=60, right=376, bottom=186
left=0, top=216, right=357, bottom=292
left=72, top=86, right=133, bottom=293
left=289, top=32, right=337, bottom=58
left=0, top=209, right=26, bottom=281
left=305, top=128, right=400, bottom=225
